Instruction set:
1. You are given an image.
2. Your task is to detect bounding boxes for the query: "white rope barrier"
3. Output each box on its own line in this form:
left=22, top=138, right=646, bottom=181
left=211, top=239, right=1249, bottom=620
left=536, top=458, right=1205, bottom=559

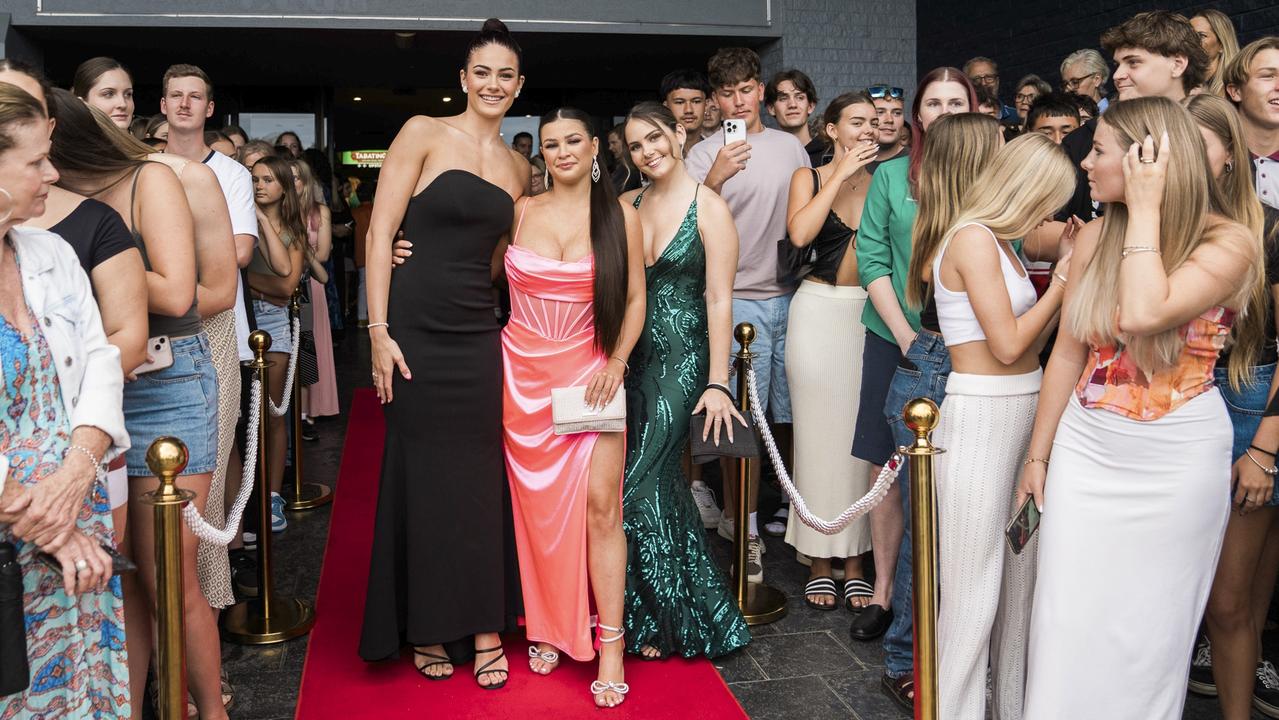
left=269, top=315, right=301, bottom=417
left=182, top=378, right=262, bottom=545
left=745, top=364, right=902, bottom=535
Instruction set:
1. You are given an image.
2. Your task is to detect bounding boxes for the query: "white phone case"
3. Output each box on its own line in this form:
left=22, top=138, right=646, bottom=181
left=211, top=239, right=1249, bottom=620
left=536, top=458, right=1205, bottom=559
left=722, top=119, right=747, bottom=145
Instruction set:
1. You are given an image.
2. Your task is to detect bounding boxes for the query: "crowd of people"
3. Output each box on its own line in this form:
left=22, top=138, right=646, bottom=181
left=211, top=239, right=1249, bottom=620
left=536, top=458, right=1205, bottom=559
left=0, top=53, right=342, bottom=718
left=2, top=6, right=1279, bottom=720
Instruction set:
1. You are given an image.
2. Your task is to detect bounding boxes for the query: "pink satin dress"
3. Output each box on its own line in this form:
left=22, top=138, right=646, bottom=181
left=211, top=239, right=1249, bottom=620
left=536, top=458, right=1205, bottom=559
left=502, top=230, right=608, bottom=662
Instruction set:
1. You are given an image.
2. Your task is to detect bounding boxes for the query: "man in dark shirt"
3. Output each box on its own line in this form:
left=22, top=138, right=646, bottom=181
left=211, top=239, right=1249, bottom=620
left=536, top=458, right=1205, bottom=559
left=964, top=56, right=1019, bottom=124
left=766, top=69, right=828, bottom=167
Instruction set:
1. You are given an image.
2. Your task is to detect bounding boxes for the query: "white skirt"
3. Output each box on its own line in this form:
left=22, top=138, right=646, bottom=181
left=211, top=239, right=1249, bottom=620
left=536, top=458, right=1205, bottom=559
left=935, top=370, right=1041, bottom=720
left=784, top=281, right=872, bottom=559
left=1024, top=389, right=1231, bottom=720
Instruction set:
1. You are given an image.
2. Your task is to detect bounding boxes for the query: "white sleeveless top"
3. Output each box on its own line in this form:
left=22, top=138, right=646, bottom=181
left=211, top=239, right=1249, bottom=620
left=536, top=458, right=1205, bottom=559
left=932, top=222, right=1038, bottom=347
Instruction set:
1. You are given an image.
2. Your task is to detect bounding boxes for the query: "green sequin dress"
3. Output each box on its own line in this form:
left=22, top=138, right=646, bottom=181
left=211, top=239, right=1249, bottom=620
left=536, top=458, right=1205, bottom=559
left=621, top=187, right=750, bottom=658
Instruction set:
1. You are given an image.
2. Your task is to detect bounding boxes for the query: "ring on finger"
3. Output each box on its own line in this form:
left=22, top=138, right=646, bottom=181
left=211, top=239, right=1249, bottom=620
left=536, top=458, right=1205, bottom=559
left=74, top=559, right=88, bottom=572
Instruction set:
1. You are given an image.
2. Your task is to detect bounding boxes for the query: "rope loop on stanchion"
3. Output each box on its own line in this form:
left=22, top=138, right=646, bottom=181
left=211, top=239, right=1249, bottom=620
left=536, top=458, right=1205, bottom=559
left=181, top=378, right=262, bottom=545
left=745, top=364, right=901, bottom=535
left=268, top=315, right=301, bottom=418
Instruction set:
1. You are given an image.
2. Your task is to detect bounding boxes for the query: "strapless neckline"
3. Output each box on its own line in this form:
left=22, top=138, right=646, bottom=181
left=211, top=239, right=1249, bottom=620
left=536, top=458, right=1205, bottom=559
left=410, top=168, right=515, bottom=205
left=508, top=242, right=593, bottom=266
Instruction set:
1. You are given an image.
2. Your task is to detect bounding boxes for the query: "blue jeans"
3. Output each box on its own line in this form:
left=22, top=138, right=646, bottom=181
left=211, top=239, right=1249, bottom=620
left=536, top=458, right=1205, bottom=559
left=881, top=331, right=952, bottom=678
left=729, top=294, right=795, bottom=423
left=1214, top=363, right=1279, bottom=504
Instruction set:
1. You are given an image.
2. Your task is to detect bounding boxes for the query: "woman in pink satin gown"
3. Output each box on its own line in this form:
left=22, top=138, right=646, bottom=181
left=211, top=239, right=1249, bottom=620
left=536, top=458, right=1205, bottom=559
left=502, top=107, right=647, bottom=709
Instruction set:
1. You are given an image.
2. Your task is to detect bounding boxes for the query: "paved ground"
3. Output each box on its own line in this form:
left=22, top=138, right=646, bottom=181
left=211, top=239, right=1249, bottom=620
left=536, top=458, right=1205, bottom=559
left=218, top=331, right=1250, bottom=718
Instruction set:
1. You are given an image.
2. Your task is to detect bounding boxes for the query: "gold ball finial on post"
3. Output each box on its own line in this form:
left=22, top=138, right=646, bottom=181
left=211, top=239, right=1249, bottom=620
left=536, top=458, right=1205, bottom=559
left=249, top=329, right=272, bottom=359
left=734, top=322, right=756, bottom=349
left=903, top=397, right=940, bottom=439
left=145, top=437, right=189, bottom=490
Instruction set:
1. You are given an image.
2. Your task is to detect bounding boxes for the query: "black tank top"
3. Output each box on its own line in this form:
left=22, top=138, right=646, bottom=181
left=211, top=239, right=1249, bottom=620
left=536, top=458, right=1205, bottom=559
left=803, top=168, right=856, bottom=284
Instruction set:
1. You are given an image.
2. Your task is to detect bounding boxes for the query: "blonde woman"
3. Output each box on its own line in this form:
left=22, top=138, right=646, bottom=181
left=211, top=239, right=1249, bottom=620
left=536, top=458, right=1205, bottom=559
left=924, top=133, right=1075, bottom=720
left=1193, top=10, right=1242, bottom=97
left=1020, top=97, right=1261, bottom=718
left=1187, top=94, right=1279, bottom=720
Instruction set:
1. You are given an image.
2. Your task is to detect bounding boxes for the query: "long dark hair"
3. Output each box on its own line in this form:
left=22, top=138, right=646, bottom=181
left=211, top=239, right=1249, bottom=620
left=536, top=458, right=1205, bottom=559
left=540, top=107, right=628, bottom=356
left=47, top=87, right=146, bottom=195
left=72, top=56, right=132, bottom=98
left=252, top=155, right=307, bottom=250
left=465, top=18, right=522, bottom=70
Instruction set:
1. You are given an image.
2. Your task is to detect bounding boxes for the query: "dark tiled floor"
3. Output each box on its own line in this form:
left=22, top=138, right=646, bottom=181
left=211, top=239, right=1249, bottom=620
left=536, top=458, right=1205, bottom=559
left=221, top=331, right=1248, bottom=718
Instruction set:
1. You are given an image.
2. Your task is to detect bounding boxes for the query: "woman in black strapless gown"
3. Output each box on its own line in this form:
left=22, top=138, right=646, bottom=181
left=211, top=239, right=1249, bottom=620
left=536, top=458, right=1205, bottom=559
left=359, top=19, right=529, bottom=690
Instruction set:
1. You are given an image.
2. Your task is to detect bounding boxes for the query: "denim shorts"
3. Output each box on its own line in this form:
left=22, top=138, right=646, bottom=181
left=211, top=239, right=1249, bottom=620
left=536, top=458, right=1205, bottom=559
left=729, top=294, right=794, bottom=423
left=851, top=332, right=902, bottom=465
left=1214, top=362, right=1279, bottom=505
left=885, top=331, right=953, bottom=453
left=124, top=333, right=218, bottom=476
left=252, top=299, right=292, bottom=353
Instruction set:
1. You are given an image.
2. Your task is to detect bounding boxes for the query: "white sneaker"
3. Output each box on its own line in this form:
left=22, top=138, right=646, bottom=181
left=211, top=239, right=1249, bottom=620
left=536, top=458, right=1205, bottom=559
left=717, top=515, right=735, bottom=542
left=689, top=482, right=721, bottom=529
left=747, top=536, right=764, bottom=584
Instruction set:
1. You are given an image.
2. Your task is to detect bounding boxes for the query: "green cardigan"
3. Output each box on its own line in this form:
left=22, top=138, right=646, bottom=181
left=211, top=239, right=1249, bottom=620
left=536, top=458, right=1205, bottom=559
left=856, top=156, right=917, bottom=343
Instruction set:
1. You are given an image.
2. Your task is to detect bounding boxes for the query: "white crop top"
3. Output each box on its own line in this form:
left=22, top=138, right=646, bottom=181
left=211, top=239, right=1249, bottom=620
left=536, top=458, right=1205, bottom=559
left=932, top=222, right=1038, bottom=347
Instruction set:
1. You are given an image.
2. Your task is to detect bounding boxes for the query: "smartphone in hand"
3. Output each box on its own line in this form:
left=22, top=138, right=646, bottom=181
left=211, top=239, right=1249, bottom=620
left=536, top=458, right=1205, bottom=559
left=723, top=119, right=747, bottom=145
left=1005, top=496, right=1041, bottom=555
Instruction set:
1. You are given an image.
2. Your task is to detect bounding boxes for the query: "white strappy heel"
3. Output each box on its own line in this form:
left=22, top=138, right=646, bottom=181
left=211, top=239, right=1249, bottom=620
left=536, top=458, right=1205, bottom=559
left=591, top=624, right=630, bottom=708
left=527, top=644, right=560, bottom=675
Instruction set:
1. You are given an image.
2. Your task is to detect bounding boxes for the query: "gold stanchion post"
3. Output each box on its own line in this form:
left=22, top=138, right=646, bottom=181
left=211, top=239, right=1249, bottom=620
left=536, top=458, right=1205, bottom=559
left=223, top=330, right=316, bottom=644
left=731, top=323, right=787, bottom=625
left=141, top=437, right=194, bottom=720
left=902, top=398, right=943, bottom=720
left=285, top=287, right=332, bottom=511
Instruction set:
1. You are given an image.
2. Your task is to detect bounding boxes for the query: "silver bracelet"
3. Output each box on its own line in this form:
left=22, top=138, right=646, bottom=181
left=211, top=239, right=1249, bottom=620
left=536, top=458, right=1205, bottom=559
left=1244, top=449, right=1279, bottom=477
left=1121, top=246, right=1162, bottom=259
left=66, top=444, right=103, bottom=474
left=367, top=322, right=389, bottom=330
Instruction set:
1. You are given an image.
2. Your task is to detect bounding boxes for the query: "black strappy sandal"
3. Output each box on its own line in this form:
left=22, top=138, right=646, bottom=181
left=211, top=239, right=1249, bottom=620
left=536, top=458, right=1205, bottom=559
left=474, top=645, right=509, bottom=690
left=413, top=647, right=454, bottom=680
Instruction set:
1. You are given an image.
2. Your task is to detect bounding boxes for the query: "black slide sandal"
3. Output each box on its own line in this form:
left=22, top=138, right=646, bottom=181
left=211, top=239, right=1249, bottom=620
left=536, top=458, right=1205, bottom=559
left=474, top=646, right=509, bottom=690
left=844, top=578, right=874, bottom=614
left=413, top=648, right=453, bottom=680
left=804, top=576, right=838, bottom=611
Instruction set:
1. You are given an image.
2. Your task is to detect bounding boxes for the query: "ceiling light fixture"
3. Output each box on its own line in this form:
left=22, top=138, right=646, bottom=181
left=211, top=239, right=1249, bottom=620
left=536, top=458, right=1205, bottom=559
left=442, top=96, right=452, bottom=102
left=353, top=96, right=363, bottom=102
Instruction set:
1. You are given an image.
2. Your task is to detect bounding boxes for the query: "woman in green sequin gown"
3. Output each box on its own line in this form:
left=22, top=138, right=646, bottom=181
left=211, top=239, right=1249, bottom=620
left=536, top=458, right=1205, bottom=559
left=618, top=103, right=750, bottom=659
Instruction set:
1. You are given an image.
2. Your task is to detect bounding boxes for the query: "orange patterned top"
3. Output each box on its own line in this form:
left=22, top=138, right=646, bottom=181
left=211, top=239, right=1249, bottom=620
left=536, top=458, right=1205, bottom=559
left=1075, top=306, right=1235, bottom=421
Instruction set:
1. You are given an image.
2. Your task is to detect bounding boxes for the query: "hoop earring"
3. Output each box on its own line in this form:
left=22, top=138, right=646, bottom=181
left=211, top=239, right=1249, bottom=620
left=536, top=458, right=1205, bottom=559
left=462, top=86, right=468, bottom=94
left=591, top=157, right=601, bottom=184
left=1224, top=161, right=1234, bottom=174
left=0, top=187, right=13, bottom=225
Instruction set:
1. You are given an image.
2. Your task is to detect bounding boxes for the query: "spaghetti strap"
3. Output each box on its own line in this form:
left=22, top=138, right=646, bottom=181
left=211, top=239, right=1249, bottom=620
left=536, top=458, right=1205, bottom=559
left=127, top=164, right=146, bottom=232
left=633, top=185, right=650, bottom=209
left=512, top=197, right=533, bottom=245
left=693, top=183, right=700, bottom=203
left=809, top=167, right=821, bottom=193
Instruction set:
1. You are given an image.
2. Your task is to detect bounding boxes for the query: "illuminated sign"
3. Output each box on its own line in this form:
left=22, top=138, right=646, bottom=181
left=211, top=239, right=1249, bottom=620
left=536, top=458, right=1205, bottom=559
left=341, top=150, right=387, bottom=168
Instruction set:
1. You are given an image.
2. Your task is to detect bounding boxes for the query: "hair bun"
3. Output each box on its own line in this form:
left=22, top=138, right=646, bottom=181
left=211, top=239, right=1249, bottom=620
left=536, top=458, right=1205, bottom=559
left=481, top=18, right=510, bottom=35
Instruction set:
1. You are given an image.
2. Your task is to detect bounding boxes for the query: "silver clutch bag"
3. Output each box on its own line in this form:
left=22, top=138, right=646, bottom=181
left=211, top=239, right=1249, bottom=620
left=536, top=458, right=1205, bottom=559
left=551, top=385, right=626, bottom=435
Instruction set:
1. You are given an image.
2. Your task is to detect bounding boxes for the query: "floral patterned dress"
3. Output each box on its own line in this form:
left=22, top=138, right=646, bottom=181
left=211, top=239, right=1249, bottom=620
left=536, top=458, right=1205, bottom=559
left=0, top=302, right=129, bottom=718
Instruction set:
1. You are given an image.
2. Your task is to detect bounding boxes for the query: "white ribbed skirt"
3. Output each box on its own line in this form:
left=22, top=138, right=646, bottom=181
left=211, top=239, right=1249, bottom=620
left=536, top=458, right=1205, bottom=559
left=1024, top=389, right=1231, bottom=719
left=935, top=370, right=1041, bottom=720
left=784, top=281, right=872, bottom=559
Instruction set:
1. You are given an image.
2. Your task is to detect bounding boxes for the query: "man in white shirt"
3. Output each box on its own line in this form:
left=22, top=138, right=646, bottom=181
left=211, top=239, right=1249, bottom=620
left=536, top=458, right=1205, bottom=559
left=686, top=47, right=811, bottom=585
left=1225, top=37, right=1279, bottom=209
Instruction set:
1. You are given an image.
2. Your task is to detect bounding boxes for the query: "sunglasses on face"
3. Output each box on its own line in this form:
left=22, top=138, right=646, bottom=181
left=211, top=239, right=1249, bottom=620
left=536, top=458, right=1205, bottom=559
left=868, top=85, right=904, bottom=100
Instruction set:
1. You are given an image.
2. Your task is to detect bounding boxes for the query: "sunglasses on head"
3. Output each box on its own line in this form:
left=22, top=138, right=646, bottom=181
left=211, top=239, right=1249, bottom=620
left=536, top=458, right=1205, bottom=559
left=868, top=85, right=904, bottom=100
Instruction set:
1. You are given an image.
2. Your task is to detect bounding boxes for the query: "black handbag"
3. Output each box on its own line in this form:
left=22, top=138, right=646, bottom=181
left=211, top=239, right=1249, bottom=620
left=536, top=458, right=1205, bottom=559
left=775, top=168, right=820, bottom=285
left=690, top=412, right=760, bottom=464
left=0, top=541, right=29, bottom=696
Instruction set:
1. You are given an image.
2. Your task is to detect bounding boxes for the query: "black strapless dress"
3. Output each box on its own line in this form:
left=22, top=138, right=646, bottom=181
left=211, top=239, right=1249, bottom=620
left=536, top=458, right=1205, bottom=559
left=359, top=170, right=521, bottom=662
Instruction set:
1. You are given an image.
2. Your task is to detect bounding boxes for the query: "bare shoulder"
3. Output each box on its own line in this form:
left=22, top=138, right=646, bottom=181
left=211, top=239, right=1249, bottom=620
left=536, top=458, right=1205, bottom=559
left=1071, top=216, right=1104, bottom=263
left=391, top=115, right=440, bottom=151
left=619, top=187, right=642, bottom=206
left=696, top=187, right=732, bottom=222
left=137, top=159, right=183, bottom=191
left=948, top=224, right=1000, bottom=266
left=1203, top=214, right=1260, bottom=261
left=617, top=197, right=641, bottom=224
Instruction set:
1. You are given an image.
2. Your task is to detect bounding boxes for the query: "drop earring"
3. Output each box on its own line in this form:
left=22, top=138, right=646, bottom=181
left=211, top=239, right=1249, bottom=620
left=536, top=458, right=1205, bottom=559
left=1225, top=161, right=1234, bottom=174
left=543, top=169, right=550, bottom=189
left=591, top=157, right=601, bottom=183
left=462, top=86, right=468, bottom=94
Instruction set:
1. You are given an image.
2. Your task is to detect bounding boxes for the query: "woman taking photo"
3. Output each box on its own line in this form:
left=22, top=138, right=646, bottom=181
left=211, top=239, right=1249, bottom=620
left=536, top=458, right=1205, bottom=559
left=47, top=86, right=233, bottom=720
left=0, top=81, right=130, bottom=719
left=73, top=56, right=135, bottom=131
left=247, top=155, right=305, bottom=534
left=503, top=107, right=644, bottom=708
left=918, top=133, right=1075, bottom=719
left=852, top=66, right=977, bottom=705
left=1186, top=94, right=1279, bottom=720
left=783, top=90, right=880, bottom=613
left=359, top=18, right=528, bottom=690
left=616, top=101, right=749, bottom=660
left=1020, top=97, right=1260, bottom=718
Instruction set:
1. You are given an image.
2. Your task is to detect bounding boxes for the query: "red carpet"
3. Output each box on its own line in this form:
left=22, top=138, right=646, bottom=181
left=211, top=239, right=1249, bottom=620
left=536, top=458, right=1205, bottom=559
left=296, top=389, right=748, bottom=719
